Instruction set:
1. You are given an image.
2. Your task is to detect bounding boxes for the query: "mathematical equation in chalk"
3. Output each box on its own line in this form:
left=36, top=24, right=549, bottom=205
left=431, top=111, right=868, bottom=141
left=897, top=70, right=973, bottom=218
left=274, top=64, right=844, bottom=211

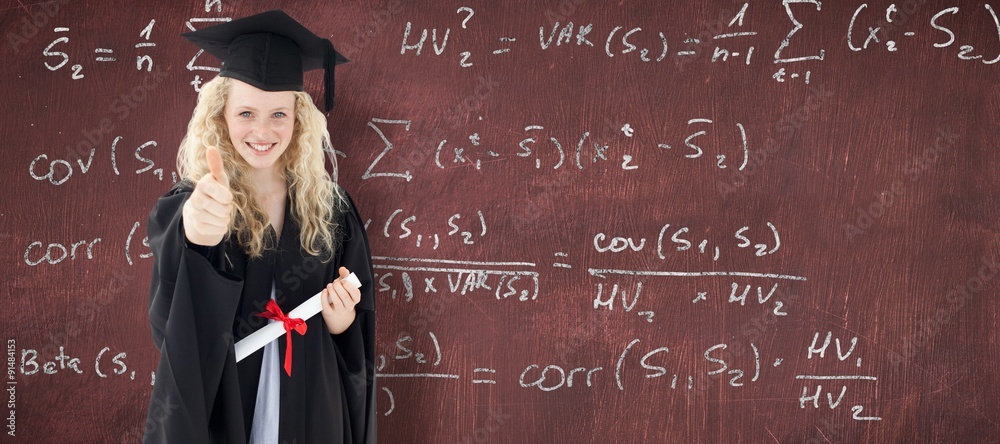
left=593, top=222, right=782, bottom=261
left=372, top=216, right=797, bottom=315
left=798, top=331, right=883, bottom=421
left=401, top=3, right=1000, bottom=82
left=15, top=345, right=154, bottom=385
left=373, top=256, right=540, bottom=302
left=22, top=219, right=152, bottom=267
left=376, top=329, right=881, bottom=421
left=372, top=208, right=487, bottom=250
left=33, top=3, right=998, bottom=86
left=591, top=279, right=797, bottom=324
left=28, top=135, right=176, bottom=186
left=846, top=3, right=1000, bottom=63
left=43, top=20, right=158, bottom=79
left=39, top=4, right=235, bottom=88
left=363, top=117, right=758, bottom=180
left=377, top=331, right=444, bottom=370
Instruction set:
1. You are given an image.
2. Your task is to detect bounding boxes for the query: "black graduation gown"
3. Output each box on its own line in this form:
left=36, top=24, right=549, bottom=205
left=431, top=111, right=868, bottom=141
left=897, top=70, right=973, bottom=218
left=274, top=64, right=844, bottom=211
left=143, top=182, right=376, bottom=443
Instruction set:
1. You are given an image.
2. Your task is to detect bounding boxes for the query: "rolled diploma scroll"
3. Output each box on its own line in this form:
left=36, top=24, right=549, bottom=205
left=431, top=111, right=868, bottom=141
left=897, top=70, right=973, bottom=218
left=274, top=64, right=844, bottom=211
left=234, top=272, right=362, bottom=362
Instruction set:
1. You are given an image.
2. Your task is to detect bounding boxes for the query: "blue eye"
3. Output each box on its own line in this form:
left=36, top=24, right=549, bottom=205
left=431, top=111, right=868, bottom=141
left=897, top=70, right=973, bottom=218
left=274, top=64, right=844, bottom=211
left=274, top=111, right=287, bottom=118
left=239, top=111, right=252, bottom=118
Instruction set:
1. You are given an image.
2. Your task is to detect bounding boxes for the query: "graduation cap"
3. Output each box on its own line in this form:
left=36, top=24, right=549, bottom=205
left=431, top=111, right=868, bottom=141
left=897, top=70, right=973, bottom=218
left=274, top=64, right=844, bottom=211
left=182, top=9, right=349, bottom=112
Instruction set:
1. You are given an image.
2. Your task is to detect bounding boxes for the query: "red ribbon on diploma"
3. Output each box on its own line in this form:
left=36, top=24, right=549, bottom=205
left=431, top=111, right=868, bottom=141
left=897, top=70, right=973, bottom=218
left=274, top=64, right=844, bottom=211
left=256, top=300, right=307, bottom=376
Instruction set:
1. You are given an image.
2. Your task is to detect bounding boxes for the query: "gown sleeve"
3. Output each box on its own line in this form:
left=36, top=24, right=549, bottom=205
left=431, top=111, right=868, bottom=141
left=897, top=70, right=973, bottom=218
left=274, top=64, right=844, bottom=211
left=144, top=184, right=247, bottom=443
left=332, top=189, right=377, bottom=444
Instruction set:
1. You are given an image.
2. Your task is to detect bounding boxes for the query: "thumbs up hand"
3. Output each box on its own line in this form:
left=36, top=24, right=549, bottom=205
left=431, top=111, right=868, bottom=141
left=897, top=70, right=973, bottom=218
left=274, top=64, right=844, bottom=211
left=183, top=146, right=234, bottom=246
left=205, top=144, right=230, bottom=188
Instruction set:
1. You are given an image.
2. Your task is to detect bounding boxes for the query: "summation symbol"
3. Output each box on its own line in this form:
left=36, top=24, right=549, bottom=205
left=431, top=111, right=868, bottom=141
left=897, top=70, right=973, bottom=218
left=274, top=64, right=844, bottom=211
left=185, top=17, right=233, bottom=91
left=364, top=118, right=414, bottom=181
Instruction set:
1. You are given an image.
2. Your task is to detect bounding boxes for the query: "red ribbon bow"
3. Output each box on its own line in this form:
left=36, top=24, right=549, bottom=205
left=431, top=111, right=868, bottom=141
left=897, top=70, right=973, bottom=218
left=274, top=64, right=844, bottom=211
left=256, top=300, right=307, bottom=377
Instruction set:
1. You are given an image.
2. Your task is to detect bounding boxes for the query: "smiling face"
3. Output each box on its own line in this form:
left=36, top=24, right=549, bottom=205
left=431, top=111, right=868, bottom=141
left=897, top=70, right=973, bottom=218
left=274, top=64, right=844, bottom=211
left=224, top=79, right=297, bottom=175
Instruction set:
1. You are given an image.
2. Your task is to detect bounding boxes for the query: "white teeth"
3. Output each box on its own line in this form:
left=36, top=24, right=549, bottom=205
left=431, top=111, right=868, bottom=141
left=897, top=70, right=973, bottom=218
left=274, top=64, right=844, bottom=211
left=248, top=143, right=272, bottom=152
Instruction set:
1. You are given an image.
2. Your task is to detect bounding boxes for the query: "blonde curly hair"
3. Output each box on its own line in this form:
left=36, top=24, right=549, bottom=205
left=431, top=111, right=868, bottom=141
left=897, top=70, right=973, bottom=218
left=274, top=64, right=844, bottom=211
left=176, top=76, right=345, bottom=259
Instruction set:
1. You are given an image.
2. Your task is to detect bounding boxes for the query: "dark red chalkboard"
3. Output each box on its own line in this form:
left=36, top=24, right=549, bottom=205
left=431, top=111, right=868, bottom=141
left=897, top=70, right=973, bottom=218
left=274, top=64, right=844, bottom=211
left=2, top=0, right=999, bottom=442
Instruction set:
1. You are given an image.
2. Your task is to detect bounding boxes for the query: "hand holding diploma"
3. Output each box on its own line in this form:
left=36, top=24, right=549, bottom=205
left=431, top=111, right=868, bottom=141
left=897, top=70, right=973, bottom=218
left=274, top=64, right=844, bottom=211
left=234, top=269, right=363, bottom=362
left=321, top=266, right=363, bottom=334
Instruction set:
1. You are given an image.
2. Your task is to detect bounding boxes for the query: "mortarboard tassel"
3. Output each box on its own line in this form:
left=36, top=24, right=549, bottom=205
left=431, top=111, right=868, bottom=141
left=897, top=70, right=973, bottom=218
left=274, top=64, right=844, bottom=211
left=323, top=39, right=336, bottom=113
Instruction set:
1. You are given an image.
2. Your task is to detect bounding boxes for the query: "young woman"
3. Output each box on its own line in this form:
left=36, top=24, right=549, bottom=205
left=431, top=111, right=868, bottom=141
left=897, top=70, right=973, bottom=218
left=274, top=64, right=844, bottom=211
left=144, top=10, right=375, bottom=443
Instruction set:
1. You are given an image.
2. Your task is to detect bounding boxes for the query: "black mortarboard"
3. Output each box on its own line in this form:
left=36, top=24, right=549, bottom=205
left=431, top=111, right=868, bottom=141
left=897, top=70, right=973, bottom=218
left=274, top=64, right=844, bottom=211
left=182, top=9, right=349, bottom=112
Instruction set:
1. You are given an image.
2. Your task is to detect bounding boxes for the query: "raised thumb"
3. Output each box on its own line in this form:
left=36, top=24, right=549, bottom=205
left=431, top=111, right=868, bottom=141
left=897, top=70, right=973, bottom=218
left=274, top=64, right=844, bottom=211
left=205, top=146, right=229, bottom=187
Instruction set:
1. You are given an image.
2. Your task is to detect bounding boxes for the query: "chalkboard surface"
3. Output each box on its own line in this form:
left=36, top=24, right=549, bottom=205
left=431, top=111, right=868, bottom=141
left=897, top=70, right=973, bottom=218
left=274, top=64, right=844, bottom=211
left=2, top=0, right=999, bottom=442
